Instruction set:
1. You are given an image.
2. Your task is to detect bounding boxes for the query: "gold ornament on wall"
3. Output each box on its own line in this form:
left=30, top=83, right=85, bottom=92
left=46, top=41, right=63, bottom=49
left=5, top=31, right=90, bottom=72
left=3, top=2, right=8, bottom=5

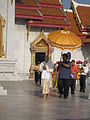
left=0, top=15, right=5, bottom=58
left=27, top=26, right=30, bottom=41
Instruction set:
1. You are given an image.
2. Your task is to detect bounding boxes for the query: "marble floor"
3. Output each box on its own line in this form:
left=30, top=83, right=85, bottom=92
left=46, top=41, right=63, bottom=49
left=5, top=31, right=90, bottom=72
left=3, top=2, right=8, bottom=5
left=0, top=80, right=90, bottom=120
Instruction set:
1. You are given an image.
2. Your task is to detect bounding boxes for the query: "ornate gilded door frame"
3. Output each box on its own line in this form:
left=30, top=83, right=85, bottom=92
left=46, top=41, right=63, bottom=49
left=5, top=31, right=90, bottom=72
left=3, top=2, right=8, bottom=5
left=30, top=31, right=53, bottom=79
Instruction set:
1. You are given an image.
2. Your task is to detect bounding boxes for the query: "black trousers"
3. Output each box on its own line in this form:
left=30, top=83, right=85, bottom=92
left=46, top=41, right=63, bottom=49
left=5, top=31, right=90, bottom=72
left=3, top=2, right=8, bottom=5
left=80, top=75, right=86, bottom=91
left=35, top=71, right=38, bottom=84
left=63, top=79, right=69, bottom=98
left=38, top=72, right=41, bottom=85
left=58, top=78, right=69, bottom=98
left=70, top=79, right=76, bottom=93
left=58, top=79, right=64, bottom=95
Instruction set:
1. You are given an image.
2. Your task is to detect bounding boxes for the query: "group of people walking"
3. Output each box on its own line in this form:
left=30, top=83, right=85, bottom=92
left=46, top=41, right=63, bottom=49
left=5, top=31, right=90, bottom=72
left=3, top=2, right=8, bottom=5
left=34, top=53, right=89, bottom=99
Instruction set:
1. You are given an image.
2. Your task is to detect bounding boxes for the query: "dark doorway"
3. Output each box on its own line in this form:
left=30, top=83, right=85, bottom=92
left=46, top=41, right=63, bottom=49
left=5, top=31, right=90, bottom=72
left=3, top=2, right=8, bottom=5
left=35, top=52, right=45, bottom=64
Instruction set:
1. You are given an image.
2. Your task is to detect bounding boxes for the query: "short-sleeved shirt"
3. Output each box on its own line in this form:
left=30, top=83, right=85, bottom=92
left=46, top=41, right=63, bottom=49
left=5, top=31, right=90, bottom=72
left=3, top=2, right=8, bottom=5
left=41, top=70, right=49, bottom=80
left=71, top=65, right=79, bottom=79
left=40, top=61, right=53, bottom=72
left=59, top=61, right=71, bottom=80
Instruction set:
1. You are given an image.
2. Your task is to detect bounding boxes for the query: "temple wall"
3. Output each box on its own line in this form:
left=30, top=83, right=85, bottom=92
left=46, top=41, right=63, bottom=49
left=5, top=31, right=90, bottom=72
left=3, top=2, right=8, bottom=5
left=14, top=25, right=56, bottom=73
left=14, top=21, right=90, bottom=73
left=52, top=47, right=85, bottom=63
left=14, top=24, right=30, bottom=73
left=6, top=0, right=15, bottom=58
left=81, top=44, right=90, bottom=68
left=52, top=45, right=90, bottom=64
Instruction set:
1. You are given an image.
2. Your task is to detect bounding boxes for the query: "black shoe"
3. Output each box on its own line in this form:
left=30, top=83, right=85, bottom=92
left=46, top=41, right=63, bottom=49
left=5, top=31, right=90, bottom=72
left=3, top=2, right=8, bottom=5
left=83, top=90, right=85, bottom=93
left=64, top=96, right=67, bottom=99
left=61, top=91, right=64, bottom=95
left=80, top=90, right=82, bottom=92
left=59, top=95, right=62, bottom=98
left=71, top=91, right=74, bottom=94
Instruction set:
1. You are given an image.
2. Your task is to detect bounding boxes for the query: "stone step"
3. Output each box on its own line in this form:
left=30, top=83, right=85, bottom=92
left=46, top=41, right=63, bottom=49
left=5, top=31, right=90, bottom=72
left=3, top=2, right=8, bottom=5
left=0, top=74, right=23, bottom=81
left=18, top=74, right=30, bottom=78
left=0, top=89, right=7, bottom=95
left=0, top=73, right=30, bottom=81
left=0, top=86, right=4, bottom=90
left=18, top=73, right=30, bottom=80
left=21, top=76, right=30, bottom=80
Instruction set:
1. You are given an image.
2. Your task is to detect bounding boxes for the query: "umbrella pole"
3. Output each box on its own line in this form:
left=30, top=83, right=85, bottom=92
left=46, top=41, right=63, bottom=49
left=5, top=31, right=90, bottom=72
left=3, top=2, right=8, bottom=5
left=60, top=51, right=63, bottom=61
left=47, top=45, right=50, bottom=60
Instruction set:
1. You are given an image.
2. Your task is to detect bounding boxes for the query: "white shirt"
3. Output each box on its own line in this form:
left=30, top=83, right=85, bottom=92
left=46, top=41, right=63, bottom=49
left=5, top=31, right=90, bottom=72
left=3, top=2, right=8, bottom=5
left=39, top=63, right=44, bottom=72
left=81, top=66, right=89, bottom=75
left=41, top=70, right=49, bottom=80
left=39, top=61, right=53, bottom=72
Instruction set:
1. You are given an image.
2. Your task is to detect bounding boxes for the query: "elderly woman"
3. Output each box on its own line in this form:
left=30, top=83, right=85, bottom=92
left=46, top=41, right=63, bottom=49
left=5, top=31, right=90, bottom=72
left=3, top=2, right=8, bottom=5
left=41, top=64, right=50, bottom=98
left=39, top=56, right=53, bottom=96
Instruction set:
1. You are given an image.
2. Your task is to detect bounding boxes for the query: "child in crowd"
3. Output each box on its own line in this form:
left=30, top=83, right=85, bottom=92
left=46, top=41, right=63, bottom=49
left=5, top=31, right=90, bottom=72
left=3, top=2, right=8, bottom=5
left=34, top=63, right=39, bottom=85
left=41, top=64, right=50, bottom=98
left=70, top=60, right=79, bottom=94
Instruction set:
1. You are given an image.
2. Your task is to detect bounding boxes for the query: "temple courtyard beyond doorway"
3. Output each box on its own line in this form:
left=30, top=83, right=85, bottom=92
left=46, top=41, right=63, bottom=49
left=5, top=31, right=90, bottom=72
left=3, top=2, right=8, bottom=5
left=0, top=80, right=90, bottom=120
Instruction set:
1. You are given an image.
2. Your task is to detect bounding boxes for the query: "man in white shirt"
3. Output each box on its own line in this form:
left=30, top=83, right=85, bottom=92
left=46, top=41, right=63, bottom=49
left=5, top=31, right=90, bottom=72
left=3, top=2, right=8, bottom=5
left=80, top=61, right=89, bottom=92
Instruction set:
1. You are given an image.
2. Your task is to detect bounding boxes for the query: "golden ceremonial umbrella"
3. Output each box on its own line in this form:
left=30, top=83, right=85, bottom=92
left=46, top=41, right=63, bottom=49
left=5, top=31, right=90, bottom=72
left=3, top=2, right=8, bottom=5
left=48, top=30, right=82, bottom=51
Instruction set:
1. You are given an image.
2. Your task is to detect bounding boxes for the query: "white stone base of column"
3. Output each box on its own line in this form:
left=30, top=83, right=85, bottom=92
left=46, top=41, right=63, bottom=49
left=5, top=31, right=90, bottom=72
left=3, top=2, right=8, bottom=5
left=88, top=93, right=90, bottom=100
left=0, top=84, right=7, bottom=95
left=0, top=73, right=30, bottom=81
left=0, top=89, right=7, bottom=95
left=0, top=86, right=4, bottom=90
left=0, top=58, right=23, bottom=81
left=0, top=58, right=30, bottom=81
left=0, top=73, right=23, bottom=81
left=18, top=73, right=30, bottom=81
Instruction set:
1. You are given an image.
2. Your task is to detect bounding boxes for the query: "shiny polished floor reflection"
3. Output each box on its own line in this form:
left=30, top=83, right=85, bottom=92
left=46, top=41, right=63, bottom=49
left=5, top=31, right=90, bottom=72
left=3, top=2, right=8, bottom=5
left=0, top=81, right=90, bottom=120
